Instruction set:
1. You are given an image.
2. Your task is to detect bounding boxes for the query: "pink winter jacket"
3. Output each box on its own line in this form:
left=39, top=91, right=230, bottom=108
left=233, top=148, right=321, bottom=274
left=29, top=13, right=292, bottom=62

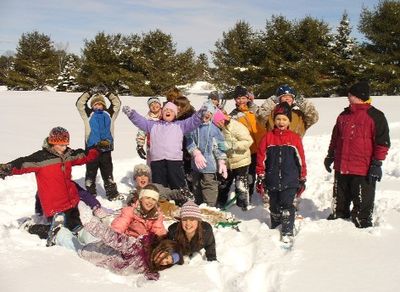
left=111, top=201, right=166, bottom=238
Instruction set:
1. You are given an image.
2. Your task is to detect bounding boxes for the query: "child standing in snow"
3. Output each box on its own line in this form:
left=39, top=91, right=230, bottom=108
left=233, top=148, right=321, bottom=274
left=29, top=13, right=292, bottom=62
left=0, top=127, right=101, bottom=244
left=111, top=184, right=167, bottom=238
left=136, top=97, right=162, bottom=163
left=54, top=216, right=183, bottom=280
left=122, top=101, right=207, bottom=190
left=186, top=103, right=228, bottom=207
left=76, top=91, right=121, bottom=200
left=213, top=110, right=253, bottom=210
left=168, top=201, right=216, bottom=261
left=256, top=103, right=307, bottom=243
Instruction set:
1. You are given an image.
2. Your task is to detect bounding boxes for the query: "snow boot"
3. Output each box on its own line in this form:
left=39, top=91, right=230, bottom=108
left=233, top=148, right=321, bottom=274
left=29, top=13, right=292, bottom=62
left=46, top=213, right=65, bottom=247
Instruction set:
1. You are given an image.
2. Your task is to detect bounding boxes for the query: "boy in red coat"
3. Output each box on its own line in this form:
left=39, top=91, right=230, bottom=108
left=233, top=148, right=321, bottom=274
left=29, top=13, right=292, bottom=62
left=256, top=103, right=307, bottom=243
left=0, top=127, right=100, bottom=243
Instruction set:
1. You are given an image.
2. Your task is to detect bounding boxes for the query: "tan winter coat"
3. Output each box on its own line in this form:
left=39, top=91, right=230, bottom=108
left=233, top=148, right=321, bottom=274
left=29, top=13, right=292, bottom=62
left=256, top=97, right=319, bottom=137
left=222, top=119, right=253, bottom=170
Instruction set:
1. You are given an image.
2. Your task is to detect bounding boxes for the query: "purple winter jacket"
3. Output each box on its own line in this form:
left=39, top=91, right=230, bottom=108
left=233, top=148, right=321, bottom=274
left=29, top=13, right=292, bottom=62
left=79, top=217, right=159, bottom=280
left=125, top=109, right=204, bottom=161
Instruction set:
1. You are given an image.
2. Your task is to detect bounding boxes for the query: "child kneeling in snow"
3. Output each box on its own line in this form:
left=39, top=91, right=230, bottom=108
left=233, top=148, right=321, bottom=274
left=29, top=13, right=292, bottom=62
left=256, top=103, right=307, bottom=243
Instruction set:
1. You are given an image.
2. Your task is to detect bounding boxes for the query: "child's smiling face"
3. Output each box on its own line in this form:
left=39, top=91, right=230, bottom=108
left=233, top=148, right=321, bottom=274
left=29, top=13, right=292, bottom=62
left=274, top=114, right=290, bottom=130
left=162, top=108, right=176, bottom=122
left=149, top=102, right=161, bottom=114
left=135, top=175, right=149, bottom=188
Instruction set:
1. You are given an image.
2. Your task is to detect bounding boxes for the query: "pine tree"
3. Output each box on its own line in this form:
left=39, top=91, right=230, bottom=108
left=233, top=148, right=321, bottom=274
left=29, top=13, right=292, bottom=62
left=56, top=54, right=80, bottom=92
left=330, top=11, right=362, bottom=95
left=8, top=31, right=58, bottom=90
left=359, top=0, right=400, bottom=94
left=0, top=54, right=14, bottom=86
left=175, top=48, right=198, bottom=86
left=211, top=21, right=262, bottom=92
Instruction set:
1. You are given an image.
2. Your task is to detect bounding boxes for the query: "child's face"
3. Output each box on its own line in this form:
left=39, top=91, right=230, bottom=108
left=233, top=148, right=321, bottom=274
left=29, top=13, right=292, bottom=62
left=140, top=196, right=157, bottom=212
left=279, top=95, right=294, bottom=105
left=274, top=115, right=290, bottom=130
left=135, top=175, right=149, bottom=188
left=210, top=98, right=219, bottom=106
left=235, top=96, right=248, bottom=107
left=92, top=102, right=105, bottom=111
left=181, top=218, right=199, bottom=236
left=149, top=102, right=161, bottom=114
left=52, top=144, right=68, bottom=155
left=163, top=108, right=176, bottom=122
left=202, top=111, right=212, bottom=123
left=154, top=251, right=173, bottom=266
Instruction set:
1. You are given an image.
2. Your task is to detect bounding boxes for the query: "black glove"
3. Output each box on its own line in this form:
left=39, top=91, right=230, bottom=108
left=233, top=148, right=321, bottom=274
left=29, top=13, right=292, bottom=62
left=91, top=84, right=108, bottom=95
left=136, top=145, right=146, bottom=159
left=0, top=163, right=12, bottom=179
left=368, top=160, right=382, bottom=184
left=324, top=156, right=334, bottom=173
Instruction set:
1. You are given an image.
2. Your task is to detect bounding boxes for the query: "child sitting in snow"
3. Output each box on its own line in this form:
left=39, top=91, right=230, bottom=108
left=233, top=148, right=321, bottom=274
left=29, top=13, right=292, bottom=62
left=76, top=91, right=121, bottom=200
left=111, top=184, right=167, bottom=238
left=135, top=97, right=162, bottom=162
left=256, top=102, right=307, bottom=243
left=186, top=103, right=228, bottom=207
left=122, top=101, right=208, bottom=191
left=0, top=127, right=103, bottom=245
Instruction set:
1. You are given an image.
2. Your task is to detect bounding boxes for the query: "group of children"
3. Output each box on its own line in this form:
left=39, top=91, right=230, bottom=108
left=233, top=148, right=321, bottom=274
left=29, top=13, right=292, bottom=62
left=0, top=84, right=320, bottom=278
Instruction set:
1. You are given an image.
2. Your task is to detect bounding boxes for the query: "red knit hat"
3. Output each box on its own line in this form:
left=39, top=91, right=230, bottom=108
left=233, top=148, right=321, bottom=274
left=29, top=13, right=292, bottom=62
left=48, top=127, right=70, bottom=145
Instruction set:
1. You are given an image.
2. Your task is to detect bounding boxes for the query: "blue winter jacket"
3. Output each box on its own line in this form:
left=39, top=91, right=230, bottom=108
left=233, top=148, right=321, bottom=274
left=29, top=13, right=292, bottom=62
left=186, top=122, right=227, bottom=173
left=87, top=110, right=113, bottom=151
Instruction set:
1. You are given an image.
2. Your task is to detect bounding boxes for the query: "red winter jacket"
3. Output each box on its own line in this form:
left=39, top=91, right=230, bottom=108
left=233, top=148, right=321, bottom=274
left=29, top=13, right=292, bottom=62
left=9, top=142, right=99, bottom=217
left=256, top=128, right=306, bottom=191
left=328, top=103, right=390, bottom=176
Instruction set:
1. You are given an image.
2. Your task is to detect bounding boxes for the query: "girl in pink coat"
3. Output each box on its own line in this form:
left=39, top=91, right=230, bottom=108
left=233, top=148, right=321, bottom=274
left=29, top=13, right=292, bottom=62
left=111, top=184, right=166, bottom=237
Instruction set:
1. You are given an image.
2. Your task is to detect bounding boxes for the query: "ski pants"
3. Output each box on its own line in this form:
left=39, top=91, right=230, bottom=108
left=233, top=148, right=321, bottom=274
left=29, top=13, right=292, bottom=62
left=331, top=172, right=375, bottom=228
left=151, top=159, right=186, bottom=189
left=55, top=226, right=99, bottom=252
left=85, top=151, right=118, bottom=198
left=269, top=188, right=296, bottom=236
left=192, top=172, right=218, bottom=207
left=217, top=165, right=249, bottom=208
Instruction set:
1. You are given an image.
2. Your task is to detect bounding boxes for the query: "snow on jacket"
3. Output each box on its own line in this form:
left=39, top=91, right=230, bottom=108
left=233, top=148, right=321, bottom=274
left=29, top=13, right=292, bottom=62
left=256, top=97, right=319, bottom=137
left=186, top=121, right=227, bottom=173
left=76, top=92, right=121, bottom=150
left=167, top=221, right=216, bottom=261
left=222, top=119, right=253, bottom=170
left=8, top=140, right=99, bottom=217
left=328, top=103, right=390, bottom=176
left=80, top=217, right=159, bottom=280
left=111, top=200, right=166, bottom=238
left=124, top=108, right=204, bottom=161
left=230, top=107, right=266, bottom=154
left=256, top=128, right=307, bottom=191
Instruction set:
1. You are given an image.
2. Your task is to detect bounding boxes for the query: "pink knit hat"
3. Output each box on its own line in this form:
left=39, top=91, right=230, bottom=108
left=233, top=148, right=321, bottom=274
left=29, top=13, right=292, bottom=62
left=179, top=201, right=202, bottom=220
left=213, top=109, right=228, bottom=125
left=163, top=102, right=178, bottom=117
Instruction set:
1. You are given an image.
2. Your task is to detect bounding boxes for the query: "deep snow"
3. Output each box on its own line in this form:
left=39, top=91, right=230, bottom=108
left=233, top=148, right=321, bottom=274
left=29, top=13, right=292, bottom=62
left=0, top=84, right=399, bottom=292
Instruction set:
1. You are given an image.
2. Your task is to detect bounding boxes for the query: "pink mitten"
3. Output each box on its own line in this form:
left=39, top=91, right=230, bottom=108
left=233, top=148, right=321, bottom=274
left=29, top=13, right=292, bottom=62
left=218, top=160, right=228, bottom=179
left=193, top=149, right=207, bottom=169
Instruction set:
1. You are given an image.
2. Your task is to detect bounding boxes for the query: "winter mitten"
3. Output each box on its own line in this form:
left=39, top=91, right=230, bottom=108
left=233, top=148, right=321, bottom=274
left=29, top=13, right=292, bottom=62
left=296, top=178, right=306, bottom=198
left=96, top=140, right=111, bottom=152
left=255, top=174, right=265, bottom=195
left=324, top=156, right=334, bottom=173
left=0, top=163, right=12, bottom=179
left=136, top=145, right=147, bottom=159
left=368, top=160, right=382, bottom=184
left=192, top=149, right=207, bottom=169
left=295, top=94, right=305, bottom=106
left=93, top=206, right=114, bottom=219
left=218, top=160, right=228, bottom=179
left=122, top=105, right=133, bottom=116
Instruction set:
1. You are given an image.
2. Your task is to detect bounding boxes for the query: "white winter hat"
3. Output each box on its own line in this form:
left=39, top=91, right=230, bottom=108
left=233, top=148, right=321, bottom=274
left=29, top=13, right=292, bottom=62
left=139, top=189, right=159, bottom=201
left=133, top=163, right=151, bottom=178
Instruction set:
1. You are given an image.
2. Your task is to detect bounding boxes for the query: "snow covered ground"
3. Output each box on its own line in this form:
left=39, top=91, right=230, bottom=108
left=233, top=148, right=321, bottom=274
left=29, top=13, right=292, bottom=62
left=0, top=84, right=399, bottom=292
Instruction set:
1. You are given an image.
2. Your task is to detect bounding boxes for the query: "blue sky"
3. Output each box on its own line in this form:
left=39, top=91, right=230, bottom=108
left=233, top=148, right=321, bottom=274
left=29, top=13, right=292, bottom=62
left=0, top=0, right=380, bottom=57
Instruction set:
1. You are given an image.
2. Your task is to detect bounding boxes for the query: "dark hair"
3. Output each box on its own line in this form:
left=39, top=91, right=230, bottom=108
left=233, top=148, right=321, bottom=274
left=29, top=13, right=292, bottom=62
left=174, top=220, right=204, bottom=256
left=165, top=87, right=182, bottom=102
left=173, top=96, right=195, bottom=120
left=142, top=183, right=159, bottom=193
left=149, top=237, right=183, bottom=272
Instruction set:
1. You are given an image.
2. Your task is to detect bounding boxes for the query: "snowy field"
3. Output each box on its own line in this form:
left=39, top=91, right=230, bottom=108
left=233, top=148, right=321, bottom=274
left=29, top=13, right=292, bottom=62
left=0, top=83, right=399, bottom=292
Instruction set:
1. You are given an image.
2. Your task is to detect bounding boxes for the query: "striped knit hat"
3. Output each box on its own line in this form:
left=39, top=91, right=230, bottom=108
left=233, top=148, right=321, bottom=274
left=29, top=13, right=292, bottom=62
left=179, top=201, right=202, bottom=221
left=48, top=127, right=69, bottom=145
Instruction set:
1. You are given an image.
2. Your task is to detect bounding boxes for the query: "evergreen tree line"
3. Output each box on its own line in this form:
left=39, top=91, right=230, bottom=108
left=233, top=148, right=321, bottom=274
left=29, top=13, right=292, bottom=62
left=0, top=0, right=398, bottom=97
